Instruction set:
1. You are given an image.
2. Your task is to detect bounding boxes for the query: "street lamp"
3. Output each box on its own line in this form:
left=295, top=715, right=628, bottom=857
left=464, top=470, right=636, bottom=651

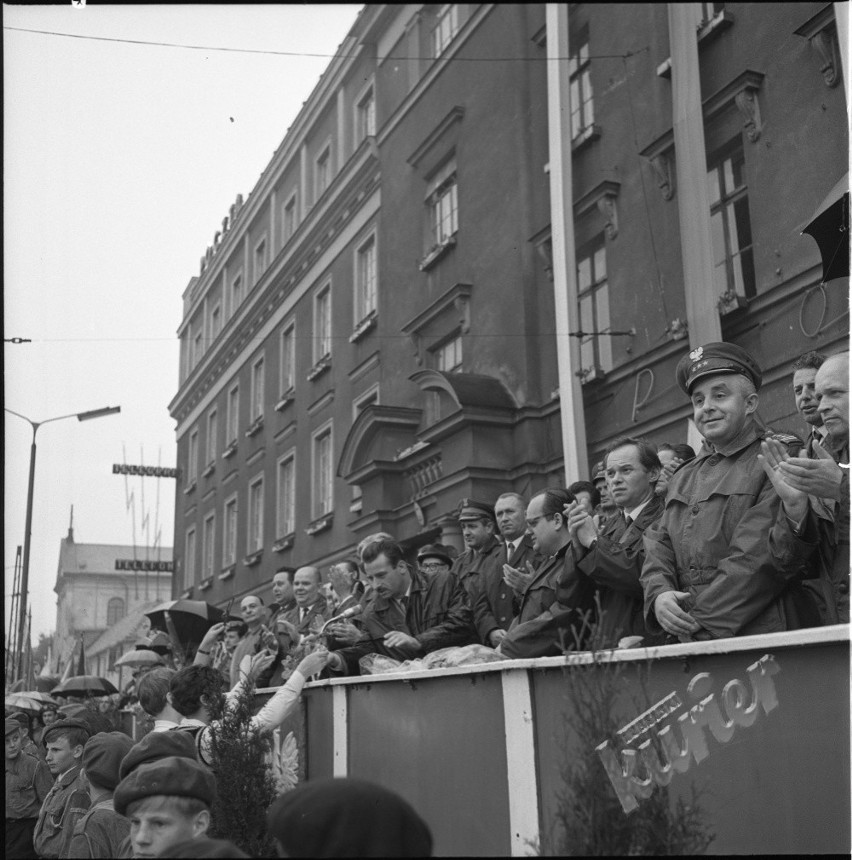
left=5, top=405, right=121, bottom=679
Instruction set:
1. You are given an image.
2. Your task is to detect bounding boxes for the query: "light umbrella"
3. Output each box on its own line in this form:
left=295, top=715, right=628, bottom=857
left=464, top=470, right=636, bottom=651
left=114, top=649, right=165, bottom=669
left=5, top=691, right=59, bottom=713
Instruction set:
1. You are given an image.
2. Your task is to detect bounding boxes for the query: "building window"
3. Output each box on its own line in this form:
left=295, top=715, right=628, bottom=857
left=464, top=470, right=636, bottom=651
left=434, top=334, right=463, bottom=373
left=569, top=28, right=594, bottom=141
left=577, top=240, right=612, bottom=381
left=276, top=451, right=296, bottom=537
left=230, top=272, right=243, bottom=318
left=314, top=284, right=332, bottom=363
left=247, top=475, right=264, bottom=554
left=184, top=527, right=196, bottom=589
left=254, top=236, right=268, bottom=285
left=106, top=597, right=125, bottom=627
left=210, top=303, right=222, bottom=339
left=432, top=4, right=459, bottom=58
left=700, top=2, right=725, bottom=26
left=315, top=144, right=331, bottom=202
left=188, top=427, right=199, bottom=484
left=226, top=383, right=240, bottom=444
left=707, top=139, right=756, bottom=302
left=312, top=424, right=333, bottom=519
left=193, top=328, right=204, bottom=368
left=356, top=84, right=376, bottom=143
left=351, top=387, right=379, bottom=504
left=282, top=192, right=298, bottom=243
left=280, top=321, right=296, bottom=394
left=206, top=410, right=217, bottom=466
left=355, top=233, right=377, bottom=322
left=427, top=161, right=458, bottom=247
left=223, top=495, right=238, bottom=567
left=203, top=513, right=216, bottom=580
left=250, top=355, right=265, bottom=421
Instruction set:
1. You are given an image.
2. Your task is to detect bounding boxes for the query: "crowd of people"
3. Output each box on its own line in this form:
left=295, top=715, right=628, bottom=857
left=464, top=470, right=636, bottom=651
left=6, top=340, right=848, bottom=858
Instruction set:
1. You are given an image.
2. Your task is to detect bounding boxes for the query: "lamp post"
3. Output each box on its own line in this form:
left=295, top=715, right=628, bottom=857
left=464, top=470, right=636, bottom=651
left=5, top=405, right=121, bottom=680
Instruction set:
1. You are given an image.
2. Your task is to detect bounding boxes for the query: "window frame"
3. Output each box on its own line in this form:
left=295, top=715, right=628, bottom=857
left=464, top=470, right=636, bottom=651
left=106, top=597, right=125, bottom=627
left=315, top=141, right=332, bottom=203
left=202, top=512, right=216, bottom=580
left=311, top=420, right=334, bottom=520
left=226, top=382, right=240, bottom=445
left=206, top=409, right=218, bottom=467
left=568, top=26, right=595, bottom=142
left=280, top=318, right=296, bottom=395
left=250, top=354, right=265, bottom=422
left=432, top=4, right=459, bottom=58
left=354, top=79, right=376, bottom=144
left=247, top=473, right=265, bottom=554
left=230, top=271, right=243, bottom=318
left=576, top=238, right=612, bottom=382
left=426, top=160, right=459, bottom=248
left=282, top=190, right=298, bottom=244
left=184, top=526, right=197, bottom=590
left=354, top=231, right=378, bottom=324
left=187, top=427, right=199, bottom=484
left=223, top=493, right=238, bottom=568
left=276, top=449, right=297, bottom=539
left=313, top=282, right=333, bottom=363
left=253, top=235, right=268, bottom=286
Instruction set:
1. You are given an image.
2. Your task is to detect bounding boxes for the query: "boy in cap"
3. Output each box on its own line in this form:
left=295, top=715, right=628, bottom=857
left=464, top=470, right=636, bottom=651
left=6, top=718, right=53, bottom=859
left=33, top=719, right=92, bottom=859
left=9, top=712, right=43, bottom=760
left=114, top=754, right=216, bottom=858
left=641, top=341, right=819, bottom=640
left=67, top=732, right=134, bottom=858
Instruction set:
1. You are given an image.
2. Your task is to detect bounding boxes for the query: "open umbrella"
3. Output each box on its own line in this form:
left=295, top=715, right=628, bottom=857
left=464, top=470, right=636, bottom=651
left=144, top=599, right=224, bottom=648
left=9, top=675, right=60, bottom=694
left=114, top=649, right=165, bottom=669
left=5, top=691, right=59, bottom=713
left=801, top=173, right=849, bottom=282
left=51, top=675, right=119, bottom=697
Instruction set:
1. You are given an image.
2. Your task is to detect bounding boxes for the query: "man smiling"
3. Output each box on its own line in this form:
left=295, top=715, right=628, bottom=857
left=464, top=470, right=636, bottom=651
left=641, top=342, right=817, bottom=641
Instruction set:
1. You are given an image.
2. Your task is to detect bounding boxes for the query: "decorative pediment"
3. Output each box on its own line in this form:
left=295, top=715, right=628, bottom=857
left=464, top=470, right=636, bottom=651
left=795, top=5, right=842, bottom=89
left=337, top=405, right=422, bottom=480
left=409, top=370, right=517, bottom=411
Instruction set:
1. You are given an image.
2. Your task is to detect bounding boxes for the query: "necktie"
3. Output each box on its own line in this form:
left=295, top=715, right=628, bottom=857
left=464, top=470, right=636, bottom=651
left=300, top=608, right=306, bottom=623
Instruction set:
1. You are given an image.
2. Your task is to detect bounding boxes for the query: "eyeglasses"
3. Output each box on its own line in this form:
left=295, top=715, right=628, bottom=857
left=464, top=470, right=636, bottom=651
left=525, top=514, right=551, bottom=529
left=419, top=561, right=448, bottom=572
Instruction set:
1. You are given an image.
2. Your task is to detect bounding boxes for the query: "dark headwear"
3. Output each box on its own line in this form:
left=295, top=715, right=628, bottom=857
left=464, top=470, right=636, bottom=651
left=6, top=718, right=21, bottom=736
left=592, top=461, right=606, bottom=483
left=54, top=704, right=115, bottom=737
left=457, top=498, right=495, bottom=523
left=42, top=718, right=91, bottom=745
left=114, top=755, right=216, bottom=816
left=119, top=729, right=198, bottom=781
left=416, top=544, right=454, bottom=567
left=83, top=732, right=135, bottom=790
left=675, top=342, right=762, bottom=394
left=9, top=711, right=30, bottom=729
left=267, top=777, right=433, bottom=857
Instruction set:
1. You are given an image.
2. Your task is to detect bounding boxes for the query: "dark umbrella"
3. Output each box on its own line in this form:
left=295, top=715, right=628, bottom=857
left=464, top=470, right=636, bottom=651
left=144, top=599, right=224, bottom=648
left=51, top=675, right=119, bottom=697
left=801, top=173, right=849, bottom=282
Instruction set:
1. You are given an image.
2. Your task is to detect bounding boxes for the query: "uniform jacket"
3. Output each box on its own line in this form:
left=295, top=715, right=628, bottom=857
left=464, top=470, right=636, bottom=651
left=641, top=422, right=819, bottom=639
left=6, top=749, right=53, bottom=819
left=33, top=765, right=91, bottom=860
left=283, top=598, right=331, bottom=635
left=500, top=542, right=598, bottom=659
left=333, top=569, right=476, bottom=674
left=451, top=535, right=503, bottom=599
left=67, top=800, right=131, bottom=859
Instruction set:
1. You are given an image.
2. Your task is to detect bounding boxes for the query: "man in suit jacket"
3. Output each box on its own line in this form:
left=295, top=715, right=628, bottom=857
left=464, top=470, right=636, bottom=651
left=282, top=567, right=330, bottom=637
left=565, top=437, right=667, bottom=648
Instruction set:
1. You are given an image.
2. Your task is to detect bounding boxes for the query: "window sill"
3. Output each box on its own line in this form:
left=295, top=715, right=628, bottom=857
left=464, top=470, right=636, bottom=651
left=306, top=514, right=333, bottom=536
left=657, top=11, right=735, bottom=78
left=180, top=587, right=193, bottom=599
left=218, top=565, right=236, bottom=581
left=272, top=533, right=295, bottom=552
left=243, top=550, right=263, bottom=567
left=222, top=441, right=237, bottom=460
left=245, top=416, right=264, bottom=437
left=419, top=236, right=456, bottom=272
left=307, top=355, right=332, bottom=381
left=183, top=479, right=197, bottom=496
left=349, top=311, right=378, bottom=343
left=198, top=577, right=212, bottom=592
left=349, top=497, right=363, bottom=514
left=202, top=462, right=215, bottom=479
left=571, top=125, right=602, bottom=153
left=717, top=290, right=749, bottom=316
left=275, top=389, right=295, bottom=412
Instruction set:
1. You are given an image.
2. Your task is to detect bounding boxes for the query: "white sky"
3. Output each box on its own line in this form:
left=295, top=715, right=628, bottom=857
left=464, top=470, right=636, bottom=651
left=4, top=3, right=362, bottom=644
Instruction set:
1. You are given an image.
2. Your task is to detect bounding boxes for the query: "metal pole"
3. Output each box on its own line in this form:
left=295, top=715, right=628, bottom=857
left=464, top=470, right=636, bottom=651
left=18, top=428, right=38, bottom=683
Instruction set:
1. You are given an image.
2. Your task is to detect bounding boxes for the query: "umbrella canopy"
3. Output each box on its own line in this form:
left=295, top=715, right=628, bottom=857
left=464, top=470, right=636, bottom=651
left=801, top=173, right=849, bottom=282
left=51, top=675, right=119, bottom=697
left=9, top=675, right=60, bottom=694
left=144, top=599, right=224, bottom=647
left=114, top=649, right=165, bottom=668
left=5, top=692, right=59, bottom=713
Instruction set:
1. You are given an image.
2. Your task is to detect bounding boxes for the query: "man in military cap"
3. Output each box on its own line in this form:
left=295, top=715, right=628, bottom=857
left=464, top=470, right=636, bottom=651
left=33, top=719, right=92, bottom=859
left=641, top=341, right=819, bottom=641
left=6, top=718, right=53, bottom=859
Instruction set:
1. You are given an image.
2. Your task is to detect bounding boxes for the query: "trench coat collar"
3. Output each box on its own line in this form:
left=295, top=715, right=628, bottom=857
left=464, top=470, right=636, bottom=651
left=704, top=418, right=762, bottom=457
left=370, top=569, right=427, bottom=612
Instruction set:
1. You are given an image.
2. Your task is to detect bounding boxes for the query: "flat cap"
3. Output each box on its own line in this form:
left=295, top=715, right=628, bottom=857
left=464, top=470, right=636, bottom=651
left=43, top=718, right=91, bottom=745
left=267, top=777, right=432, bottom=858
left=119, top=729, right=198, bottom=781
left=457, top=498, right=495, bottom=522
left=83, top=732, right=135, bottom=790
left=114, top=755, right=216, bottom=816
left=675, top=341, right=762, bottom=394
left=416, top=544, right=454, bottom=567
left=6, top=718, right=22, bottom=736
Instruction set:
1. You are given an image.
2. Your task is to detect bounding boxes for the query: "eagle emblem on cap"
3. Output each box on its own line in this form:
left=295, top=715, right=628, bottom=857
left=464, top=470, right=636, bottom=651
left=689, top=347, right=703, bottom=362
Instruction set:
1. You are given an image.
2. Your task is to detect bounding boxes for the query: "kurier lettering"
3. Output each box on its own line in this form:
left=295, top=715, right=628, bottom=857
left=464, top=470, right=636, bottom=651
left=597, top=654, right=781, bottom=813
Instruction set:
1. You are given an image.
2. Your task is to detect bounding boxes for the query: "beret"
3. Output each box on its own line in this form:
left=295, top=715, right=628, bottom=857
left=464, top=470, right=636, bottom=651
left=416, top=544, right=454, bottom=567
left=267, top=777, right=432, bottom=858
left=457, top=498, right=496, bottom=522
left=43, top=718, right=91, bottom=745
left=55, top=705, right=115, bottom=737
left=675, top=342, right=762, bottom=395
left=114, top=756, right=216, bottom=816
left=6, top=718, right=21, bottom=736
left=83, top=732, right=135, bottom=790
left=119, top=729, right=198, bottom=781
left=9, top=711, right=30, bottom=727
